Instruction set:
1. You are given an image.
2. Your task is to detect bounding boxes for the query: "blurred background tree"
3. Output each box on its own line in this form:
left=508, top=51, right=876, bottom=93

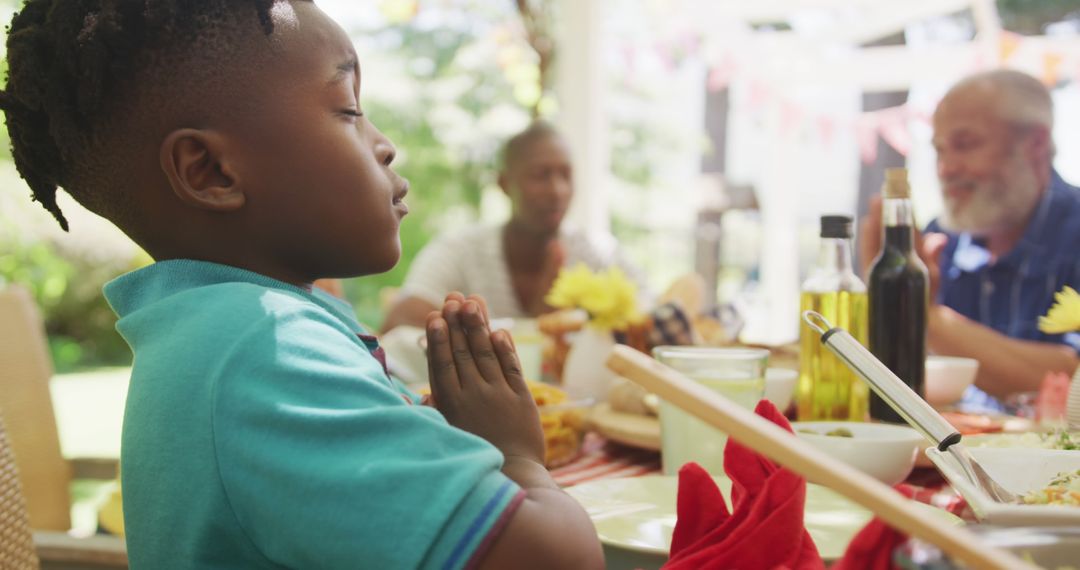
left=998, top=0, right=1080, bottom=34
left=0, top=0, right=538, bottom=371
left=333, top=0, right=536, bottom=326
left=3, top=0, right=1078, bottom=371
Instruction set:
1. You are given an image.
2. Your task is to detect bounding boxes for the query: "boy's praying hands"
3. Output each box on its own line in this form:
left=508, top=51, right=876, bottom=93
left=427, top=292, right=604, bottom=569
left=427, top=293, right=544, bottom=462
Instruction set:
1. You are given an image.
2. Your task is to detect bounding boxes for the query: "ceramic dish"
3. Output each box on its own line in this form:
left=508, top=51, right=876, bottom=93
left=897, top=525, right=1080, bottom=569
left=588, top=402, right=661, bottom=451
left=792, top=421, right=924, bottom=485
left=962, top=431, right=1080, bottom=451
left=565, top=475, right=960, bottom=570
left=924, top=356, right=978, bottom=408
left=589, top=371, right=797, bottom=452
left=927, top=446, right=1080, bottom=526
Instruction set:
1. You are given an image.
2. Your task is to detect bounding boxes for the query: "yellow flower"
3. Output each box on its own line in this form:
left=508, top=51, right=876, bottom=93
left=1039, top=286, right=1080, bottom=334
left=545, top=264, right=595, bottom=309
left=545, top=264, right=641, bottom=331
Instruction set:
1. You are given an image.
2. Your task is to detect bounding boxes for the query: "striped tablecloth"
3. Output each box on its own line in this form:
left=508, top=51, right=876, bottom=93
left=550, top=433, right=661, bottom=487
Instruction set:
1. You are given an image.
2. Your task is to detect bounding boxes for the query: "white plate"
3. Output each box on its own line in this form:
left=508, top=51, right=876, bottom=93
left=927, top=446, right=1080, bottom=526
left=962, top=431, right=1080, bottom=450
left=566, top=475, right=960, bottom=569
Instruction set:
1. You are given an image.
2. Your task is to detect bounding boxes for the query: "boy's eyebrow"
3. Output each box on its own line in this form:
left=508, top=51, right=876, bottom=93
left=328, top=56, right=359, bottom=85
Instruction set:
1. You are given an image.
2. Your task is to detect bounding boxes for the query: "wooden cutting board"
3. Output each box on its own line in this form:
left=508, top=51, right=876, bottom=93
left=588, top=402, right=661, bottom=451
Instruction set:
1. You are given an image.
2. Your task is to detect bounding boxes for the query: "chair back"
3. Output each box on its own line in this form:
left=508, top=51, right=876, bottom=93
left=0, top=286, right=72, bottom=530
left=0, top=413, right=40, bottom=569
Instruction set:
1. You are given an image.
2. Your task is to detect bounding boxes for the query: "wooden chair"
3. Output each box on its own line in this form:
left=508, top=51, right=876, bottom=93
left=0, top=285, right=127, bottom=569
left=0, top=413, right=37, bottom=569
left=0, top=285, right=71, bottom=531
left=1, top=412, right=127, bottom=569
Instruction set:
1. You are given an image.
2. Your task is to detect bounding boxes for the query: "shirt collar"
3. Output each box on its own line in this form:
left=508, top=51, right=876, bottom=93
left=104, top=259, right=364, bottom=333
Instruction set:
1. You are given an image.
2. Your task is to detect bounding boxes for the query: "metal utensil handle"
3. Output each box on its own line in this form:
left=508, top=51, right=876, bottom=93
left=803, top=311, right=961, bottom=452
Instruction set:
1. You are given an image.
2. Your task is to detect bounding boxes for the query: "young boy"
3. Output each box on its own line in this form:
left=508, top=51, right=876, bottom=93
left=0, top=2, right=603, bottom=568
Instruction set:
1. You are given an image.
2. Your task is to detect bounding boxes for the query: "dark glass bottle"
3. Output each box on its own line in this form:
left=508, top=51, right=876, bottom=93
left=868, top=168, right=928, bottom=424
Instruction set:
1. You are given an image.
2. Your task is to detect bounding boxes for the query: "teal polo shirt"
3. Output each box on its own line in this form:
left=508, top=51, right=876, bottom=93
left=104, top=260, right=523, bottom=569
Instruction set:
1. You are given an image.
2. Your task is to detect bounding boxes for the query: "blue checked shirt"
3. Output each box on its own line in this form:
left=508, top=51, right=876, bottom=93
left=926, top=170, right=1080, bottom=411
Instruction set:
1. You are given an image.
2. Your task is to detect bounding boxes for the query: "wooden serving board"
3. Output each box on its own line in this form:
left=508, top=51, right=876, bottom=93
left=588, top=403, right=662, bottom=451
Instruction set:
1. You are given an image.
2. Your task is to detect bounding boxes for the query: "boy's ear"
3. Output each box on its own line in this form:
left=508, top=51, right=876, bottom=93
left=159, top=129, right=245, bottom=211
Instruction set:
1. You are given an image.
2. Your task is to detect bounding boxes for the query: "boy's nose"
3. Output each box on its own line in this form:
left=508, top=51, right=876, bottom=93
left=376, top=141, right=396, bottom=167
left=369, top=123, right=397, bottom=166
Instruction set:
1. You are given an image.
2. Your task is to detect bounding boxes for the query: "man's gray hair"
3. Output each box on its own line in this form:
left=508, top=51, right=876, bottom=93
left=950, top=69, right=1054, bottom=130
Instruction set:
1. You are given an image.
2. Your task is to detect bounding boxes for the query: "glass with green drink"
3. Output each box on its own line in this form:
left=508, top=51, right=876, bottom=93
left=653, top=346, right=768, bottom=475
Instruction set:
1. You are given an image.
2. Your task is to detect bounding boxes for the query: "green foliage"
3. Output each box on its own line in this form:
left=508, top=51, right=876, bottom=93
left=998, top=0, right=1080, bottom=34
left=346, top=103, right=490, bottom=327
left=339, top=15, right=529, bottom=328
left=0, top=237, right=146, bottom=372
left=0, top=3, right=531, bottom=346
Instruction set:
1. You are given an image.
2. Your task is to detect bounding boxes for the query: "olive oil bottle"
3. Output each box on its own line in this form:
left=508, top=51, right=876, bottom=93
left=798, top=215, right=870, bottom=421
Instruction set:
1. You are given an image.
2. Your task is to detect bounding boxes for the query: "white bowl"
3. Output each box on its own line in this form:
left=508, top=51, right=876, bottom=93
left=764, top=368, right=797, bottom=412
left=925, top=356, right=978, bottom=407
left=927, top=446, right=1080, bottom=526
left=792, top=421, right=924, bottom=485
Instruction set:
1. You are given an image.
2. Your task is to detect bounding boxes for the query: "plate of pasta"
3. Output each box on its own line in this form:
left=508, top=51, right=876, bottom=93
left=528, top=381, right=593, bottom=467
left=414, top=380, right=591, bottom=468
left=927, top=446, right=1080, bottom=526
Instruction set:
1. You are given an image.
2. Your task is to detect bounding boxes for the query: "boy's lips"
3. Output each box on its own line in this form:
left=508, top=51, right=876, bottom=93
left=393, top=183, right=409, bottom=215
left=393, top=182, right=409, bottom=204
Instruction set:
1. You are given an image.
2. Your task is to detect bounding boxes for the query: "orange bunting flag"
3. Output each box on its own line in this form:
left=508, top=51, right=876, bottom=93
left=1042, top=52, right=1065, bottom=86
left=998, top=32, right=1022, bottom=63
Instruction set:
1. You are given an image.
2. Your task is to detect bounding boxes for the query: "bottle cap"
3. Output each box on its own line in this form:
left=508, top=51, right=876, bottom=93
left=820, top=215, right=852, bottom=239
left=882, top=167, right=911, bottom=199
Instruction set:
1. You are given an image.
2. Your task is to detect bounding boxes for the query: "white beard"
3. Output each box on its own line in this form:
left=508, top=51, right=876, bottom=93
left=939, top=148, right=1043, bottom=236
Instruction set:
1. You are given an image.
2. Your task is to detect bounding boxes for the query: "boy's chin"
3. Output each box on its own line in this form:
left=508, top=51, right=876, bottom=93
left=321, top=242, right=401, bottom=278
left=360, top=250, right=402, bottom=276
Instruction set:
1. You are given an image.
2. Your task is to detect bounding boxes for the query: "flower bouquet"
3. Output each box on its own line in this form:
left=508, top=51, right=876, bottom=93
left=541, top=264, right=643, bottom=401
left=545, top=263, right=642, bottom=331
left=1038, top=286, right=1080, bottom=428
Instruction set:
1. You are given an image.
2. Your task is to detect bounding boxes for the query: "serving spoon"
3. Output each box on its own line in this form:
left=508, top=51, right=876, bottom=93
left=801, top=311, right=1018, bottom=504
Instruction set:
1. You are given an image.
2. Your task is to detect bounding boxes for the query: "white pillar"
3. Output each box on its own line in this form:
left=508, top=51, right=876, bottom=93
left=736, top=101, right=802, bottom=346
left=554, top=0, right=610, bottom=234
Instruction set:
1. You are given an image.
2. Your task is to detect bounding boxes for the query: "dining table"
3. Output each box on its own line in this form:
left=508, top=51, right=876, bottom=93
left=551, top=428, right=983, bottom=570
left=552, top=432, right=972, bottom=518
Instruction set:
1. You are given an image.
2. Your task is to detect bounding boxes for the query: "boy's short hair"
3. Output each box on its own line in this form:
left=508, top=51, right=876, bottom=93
left=0, top=0, right=287, bottom=231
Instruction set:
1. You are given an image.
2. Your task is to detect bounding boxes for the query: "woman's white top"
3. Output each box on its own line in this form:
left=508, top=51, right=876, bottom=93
left=399, top=224, right=651, bottom=318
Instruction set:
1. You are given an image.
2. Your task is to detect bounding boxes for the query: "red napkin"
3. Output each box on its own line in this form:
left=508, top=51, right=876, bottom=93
left=664, top=399, right=912, bottom=570
left=829, top=485, right=914, bottom=570
left=665, top=400, right=824, bottom=570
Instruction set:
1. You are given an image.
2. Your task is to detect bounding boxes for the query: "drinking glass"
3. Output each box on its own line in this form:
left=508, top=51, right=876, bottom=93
left=653, top=346, right=768, bottom=475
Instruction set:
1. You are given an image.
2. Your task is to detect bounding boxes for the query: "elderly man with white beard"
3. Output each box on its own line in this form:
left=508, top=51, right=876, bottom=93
left=861, top=69, right=1080, bottom=411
